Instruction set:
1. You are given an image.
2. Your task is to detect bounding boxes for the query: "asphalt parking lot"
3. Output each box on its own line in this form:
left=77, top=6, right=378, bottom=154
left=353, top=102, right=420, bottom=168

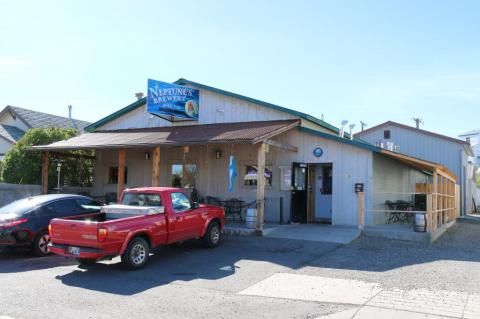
left=1, top=219, right=480, bottom=319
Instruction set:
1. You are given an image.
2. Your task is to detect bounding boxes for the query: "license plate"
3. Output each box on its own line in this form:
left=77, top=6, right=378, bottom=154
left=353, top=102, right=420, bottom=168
left=68, top=246, right=80, bottom=256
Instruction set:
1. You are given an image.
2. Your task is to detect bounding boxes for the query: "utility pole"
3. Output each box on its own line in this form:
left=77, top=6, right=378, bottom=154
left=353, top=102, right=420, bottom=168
left=360, top=121, right=367, bottom=131
left=412, top=117, right=423, bottom=129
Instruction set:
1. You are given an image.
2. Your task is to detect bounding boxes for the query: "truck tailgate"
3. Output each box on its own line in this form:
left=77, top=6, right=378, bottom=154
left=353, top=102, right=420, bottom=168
left=50, top=218, right=100, bottom=248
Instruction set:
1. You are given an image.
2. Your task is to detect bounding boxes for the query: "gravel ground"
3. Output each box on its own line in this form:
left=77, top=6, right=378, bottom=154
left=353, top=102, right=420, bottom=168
left=299, top=219, right=480, bottom=293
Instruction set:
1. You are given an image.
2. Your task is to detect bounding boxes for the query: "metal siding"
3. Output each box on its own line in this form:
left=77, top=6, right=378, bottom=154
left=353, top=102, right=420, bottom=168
left=92, top=129, right=373, bottom=226
left=359, top=125, right=472, bottom=213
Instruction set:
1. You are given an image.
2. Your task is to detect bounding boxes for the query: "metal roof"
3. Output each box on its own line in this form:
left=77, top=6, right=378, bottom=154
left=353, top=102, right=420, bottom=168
left=31, top=120, right=300, bottom=150
left=1, top=106, right=91, bottom=132
left=355, top=120, right=469, bottom=146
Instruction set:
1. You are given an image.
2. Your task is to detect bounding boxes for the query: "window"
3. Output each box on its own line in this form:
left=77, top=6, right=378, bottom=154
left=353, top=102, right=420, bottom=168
left=384, top=130, right=391, bottom=139
left=244, top=165, right=273, bottom=186
left=43, top=199, right=79, bottom=217
left=170, top=192, right=191, bottom=212
left=108, top=166, right=128, bottom=184
left=171, top=163, right=197, bottom=189
left=121, top=193, right=162, bottom=207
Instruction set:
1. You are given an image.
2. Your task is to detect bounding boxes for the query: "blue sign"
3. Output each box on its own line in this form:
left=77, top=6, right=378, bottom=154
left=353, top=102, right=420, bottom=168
left=313, top=147, right=323, bottom=157
left=147, top=79, right=199, bottom=121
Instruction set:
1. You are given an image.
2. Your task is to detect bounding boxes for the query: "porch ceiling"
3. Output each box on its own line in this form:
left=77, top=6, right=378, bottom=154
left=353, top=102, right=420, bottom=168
left=380, top=149, right=457, bottom=181
left=30, top=120, right=300, bottom=151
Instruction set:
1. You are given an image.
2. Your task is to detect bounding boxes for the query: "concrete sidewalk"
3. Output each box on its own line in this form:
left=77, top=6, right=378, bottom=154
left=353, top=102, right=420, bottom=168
left=225, top=222, right=360, bottom=244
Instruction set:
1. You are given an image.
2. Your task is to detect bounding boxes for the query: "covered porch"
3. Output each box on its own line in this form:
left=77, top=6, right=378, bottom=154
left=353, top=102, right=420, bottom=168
left=32, top=120, right=301, bottom=234
left=366, top=149, right=460, bottom=242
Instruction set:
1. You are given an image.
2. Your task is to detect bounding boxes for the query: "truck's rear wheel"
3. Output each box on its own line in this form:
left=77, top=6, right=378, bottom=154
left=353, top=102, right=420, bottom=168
left=203, top=221, right=221, bottom=248
left=121, top=237, right=150, bottom=270
left=76, top=258, right=97, bottom=265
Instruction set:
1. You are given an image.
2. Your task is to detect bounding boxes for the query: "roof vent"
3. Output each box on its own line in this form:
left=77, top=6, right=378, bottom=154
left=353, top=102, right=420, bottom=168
left=135, top=92, right=144, bottom=100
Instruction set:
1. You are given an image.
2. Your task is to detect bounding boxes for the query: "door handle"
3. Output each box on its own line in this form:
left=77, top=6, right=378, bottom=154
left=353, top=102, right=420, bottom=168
left=176, top=216, right=181, bottom=221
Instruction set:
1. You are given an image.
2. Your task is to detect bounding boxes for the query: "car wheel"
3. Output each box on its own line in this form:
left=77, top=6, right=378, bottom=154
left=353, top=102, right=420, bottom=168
left=121, top=237, right=150, bottom=270
left=203, top=221, right=221, bottom=248
left=32, top=230, right=51, bottom=257
left=76, top=258, right=97, bottom=265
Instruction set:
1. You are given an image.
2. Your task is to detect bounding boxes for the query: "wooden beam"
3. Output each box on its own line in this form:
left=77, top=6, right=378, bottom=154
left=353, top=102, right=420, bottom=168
left=117, top=149, right=126, bottom=198
left=256, top=142, right=266, bottom=235
left=264, top=139, right=298, bottom=153
left=357, top=191, right=365, bottom=231
left=426, top=193, right=433, bottom=233
left=152, top=147, right=161, bottom=187
left=41, top=151, right=49, bottom=194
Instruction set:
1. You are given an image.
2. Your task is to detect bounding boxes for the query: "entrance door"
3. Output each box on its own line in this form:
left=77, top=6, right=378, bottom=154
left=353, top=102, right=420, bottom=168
left=290, top=163, right=308, bottom=223
left=315, top=165, right=333, bottom=222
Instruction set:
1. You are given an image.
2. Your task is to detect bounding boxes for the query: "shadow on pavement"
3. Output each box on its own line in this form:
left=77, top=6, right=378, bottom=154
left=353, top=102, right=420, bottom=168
left=54, top=236, right=339, bottom=295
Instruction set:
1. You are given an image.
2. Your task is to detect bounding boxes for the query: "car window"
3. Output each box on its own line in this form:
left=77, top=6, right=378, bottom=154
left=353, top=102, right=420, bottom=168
left=43, top=199, right=79, bottom=217
left=76, top=198, right=102, bottom=213
left=121, top=193, right=162, bottom=207
left=170, top=192, right=191, bottom=213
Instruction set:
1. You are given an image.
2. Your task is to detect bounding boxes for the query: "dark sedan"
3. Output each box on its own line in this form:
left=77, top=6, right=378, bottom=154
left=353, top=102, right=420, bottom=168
left=0, top=194, right=102, bottom=256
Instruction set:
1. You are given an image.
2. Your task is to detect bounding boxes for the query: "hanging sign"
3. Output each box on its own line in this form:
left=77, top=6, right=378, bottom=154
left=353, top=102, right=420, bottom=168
left=147, top=79, right=199, bottom=121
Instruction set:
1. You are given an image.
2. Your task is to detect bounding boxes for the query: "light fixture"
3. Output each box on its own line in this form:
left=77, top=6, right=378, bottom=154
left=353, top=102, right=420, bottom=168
left=144, top=152, right=151, bottom=160
left=215, top=150, right=222, bottom=159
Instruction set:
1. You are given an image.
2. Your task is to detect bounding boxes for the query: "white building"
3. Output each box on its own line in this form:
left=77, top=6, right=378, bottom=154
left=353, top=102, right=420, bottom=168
left=356, top=121, right=475, bottom=214
left=33, top=79, right=459, bottom=240
left=0, top=105, right=90, bottom=160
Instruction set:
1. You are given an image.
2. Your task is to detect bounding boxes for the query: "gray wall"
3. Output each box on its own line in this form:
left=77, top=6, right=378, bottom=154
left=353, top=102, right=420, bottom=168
left=91, top=128, right=374, bottom=226
left=0, top=183, right=41, bottom=207
left=369, top=154, right=429, bottom=225
left=358, top=124, right=470, bottom=213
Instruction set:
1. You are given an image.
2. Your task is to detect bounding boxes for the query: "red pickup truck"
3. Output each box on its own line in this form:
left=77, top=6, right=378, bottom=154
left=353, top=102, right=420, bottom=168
left=48, top=187, right=225, bottom=270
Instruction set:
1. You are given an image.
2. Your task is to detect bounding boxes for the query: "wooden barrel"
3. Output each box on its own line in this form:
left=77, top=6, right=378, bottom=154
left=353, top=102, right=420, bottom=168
left=245, top=208, right=257, bottom=229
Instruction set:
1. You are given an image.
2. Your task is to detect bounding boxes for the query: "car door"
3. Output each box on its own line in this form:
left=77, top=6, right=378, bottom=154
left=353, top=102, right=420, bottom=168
left=169, top=192, right=203, bottom=241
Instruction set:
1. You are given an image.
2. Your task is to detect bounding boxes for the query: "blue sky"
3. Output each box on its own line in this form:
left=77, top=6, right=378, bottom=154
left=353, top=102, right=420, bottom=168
left=0, top=1, right=479, bottom=138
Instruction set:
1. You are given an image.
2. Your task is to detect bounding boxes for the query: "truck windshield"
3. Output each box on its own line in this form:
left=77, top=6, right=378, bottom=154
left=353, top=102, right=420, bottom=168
left=121, top=193, right=162, bottom=207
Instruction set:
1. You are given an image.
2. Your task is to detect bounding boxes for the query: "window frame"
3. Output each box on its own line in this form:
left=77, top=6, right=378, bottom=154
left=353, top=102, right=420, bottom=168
left=107, top=166, right=128, bottom=185
left=169, top=161, right=198, bottom=190
left=383, top=130, right=391, bottom=139
left=242, top=163, right=274, bottom=188
left=170, top=192, right=192, bottom=213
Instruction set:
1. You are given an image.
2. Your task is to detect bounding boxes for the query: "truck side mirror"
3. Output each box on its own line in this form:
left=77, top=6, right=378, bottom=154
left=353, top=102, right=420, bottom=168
left=191, top=202, right=199, bottom=209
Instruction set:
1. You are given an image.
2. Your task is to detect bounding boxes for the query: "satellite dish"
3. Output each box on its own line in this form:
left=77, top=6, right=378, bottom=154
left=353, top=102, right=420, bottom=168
left=349, top=123, right=356, bottom=130
left=341, top=120, right=349, bottom=126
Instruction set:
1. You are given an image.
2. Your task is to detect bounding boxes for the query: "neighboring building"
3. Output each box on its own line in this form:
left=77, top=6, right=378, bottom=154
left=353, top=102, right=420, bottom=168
left=459, top=129, right=480, bottom=167
left=33, top=79, right=458, bottom=241
left=355, top=121, right=475, bottom=214
left=0, top=105, right=91, bottom=159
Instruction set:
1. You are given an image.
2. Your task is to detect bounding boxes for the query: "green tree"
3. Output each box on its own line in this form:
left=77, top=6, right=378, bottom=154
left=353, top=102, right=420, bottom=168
left=1, top=127, right=94, bottom=187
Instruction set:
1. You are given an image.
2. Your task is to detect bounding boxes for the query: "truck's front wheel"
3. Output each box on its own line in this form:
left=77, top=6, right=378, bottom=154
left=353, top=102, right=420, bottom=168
left=121, top=237, right=150, bottom=270
left=203, top=221, right=221, bottom=248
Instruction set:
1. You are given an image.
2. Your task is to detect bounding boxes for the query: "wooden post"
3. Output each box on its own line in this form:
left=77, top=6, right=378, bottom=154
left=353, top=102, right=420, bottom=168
left=152, top=147, right=161, bottom=187
left=357, top=191, right=365, bottom=231
left=256, top=142, right=266, bottom=235
left=41, top=151, right=49, bottom=194
left=117, top=149, right=126, bottom=198
left=426, top=193, right=433, bottom=233
left=432, top=169, right=438, bottom=232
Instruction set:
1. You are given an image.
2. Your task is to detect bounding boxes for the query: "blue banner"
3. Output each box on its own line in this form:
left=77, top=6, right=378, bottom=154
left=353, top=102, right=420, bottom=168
left=147, top=79, right=199, bottom=121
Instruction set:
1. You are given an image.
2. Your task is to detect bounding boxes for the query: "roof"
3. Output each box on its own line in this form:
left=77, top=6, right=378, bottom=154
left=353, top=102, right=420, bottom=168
left=459, top=128, right=480, bottom=137
left=84, top=78, right=344, bottom=136
left=1, top=106, right=91, bottom=132
left=0, top=124, right=24, bottom=143
left=31, top=120, right=300, bottom=150
left=354, top=121, right=469, bottom=146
